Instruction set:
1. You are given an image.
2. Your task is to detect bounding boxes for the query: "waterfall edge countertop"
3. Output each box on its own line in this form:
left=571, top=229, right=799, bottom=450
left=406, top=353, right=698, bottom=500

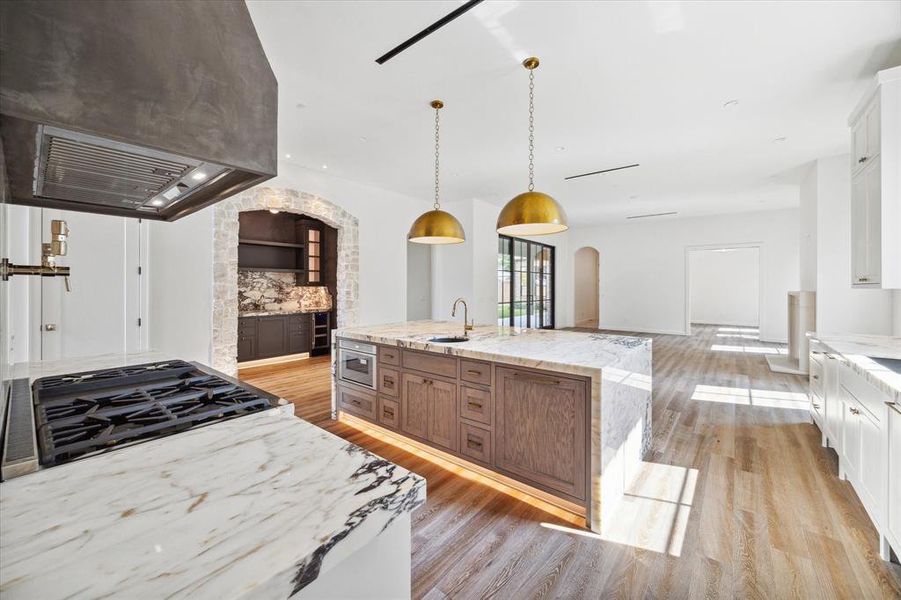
left=807, top=332, right=901, bottom=402
left=0, top=353, right=425, bottom=600
left=334, top=320, right=653, bottom=533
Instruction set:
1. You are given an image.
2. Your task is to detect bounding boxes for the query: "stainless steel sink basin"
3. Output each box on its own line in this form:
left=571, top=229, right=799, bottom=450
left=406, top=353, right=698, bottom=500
left=428, top=336, right=469, bottom=343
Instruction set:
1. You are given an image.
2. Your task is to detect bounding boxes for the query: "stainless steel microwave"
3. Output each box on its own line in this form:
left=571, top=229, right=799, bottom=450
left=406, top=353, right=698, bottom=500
left=337, top=339, right=378, bottom=390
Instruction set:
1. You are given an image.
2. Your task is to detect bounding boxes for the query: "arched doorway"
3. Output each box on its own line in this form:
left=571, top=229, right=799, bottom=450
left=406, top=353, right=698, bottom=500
left=574, top=246, right=600, bottom=328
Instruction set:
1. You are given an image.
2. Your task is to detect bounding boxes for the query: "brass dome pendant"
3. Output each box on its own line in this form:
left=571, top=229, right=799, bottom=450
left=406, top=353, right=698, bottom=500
left=408, top=100, right=466, bottom=245
left=497, top=57, right=568, bottom=236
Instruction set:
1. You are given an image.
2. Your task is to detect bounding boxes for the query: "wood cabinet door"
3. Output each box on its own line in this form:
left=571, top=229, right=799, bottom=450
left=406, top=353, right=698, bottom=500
left=287, top=315, right=310, bottom=354
left=888, top=404, right=901, bottom=547
left=257, top=316, right=288, bottom=358
left=495, top=367, right=587, bottom=500
left=428, top=379, right=457, bottom=452
left=237, top=318, right=257, bottom=362
left=401, top=373, right=430, bottom=440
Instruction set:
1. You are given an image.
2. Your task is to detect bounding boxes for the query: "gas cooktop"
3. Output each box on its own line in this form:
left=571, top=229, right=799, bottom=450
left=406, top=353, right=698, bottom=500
left=31, top=360, right=280, bottom=467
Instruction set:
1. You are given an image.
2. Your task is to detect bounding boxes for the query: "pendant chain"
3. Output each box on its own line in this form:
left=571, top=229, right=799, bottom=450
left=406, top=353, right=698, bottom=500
left=434, top=106, right=441, bottom=210
left=528, top=67, right=535, bottom=192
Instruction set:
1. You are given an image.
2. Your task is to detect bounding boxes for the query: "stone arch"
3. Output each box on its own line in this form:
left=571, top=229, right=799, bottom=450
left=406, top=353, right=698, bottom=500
left=211, top=186, right=359, bottom=374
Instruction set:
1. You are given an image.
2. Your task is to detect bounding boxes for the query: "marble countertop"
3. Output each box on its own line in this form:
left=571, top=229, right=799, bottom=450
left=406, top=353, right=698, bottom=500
left=1, top=354, right=425, bottom=599
left=10, top=350, right=171, bottom=383
left=335, top=320, right=651, bottom=377
left=808, top=332, right=901, bottom=402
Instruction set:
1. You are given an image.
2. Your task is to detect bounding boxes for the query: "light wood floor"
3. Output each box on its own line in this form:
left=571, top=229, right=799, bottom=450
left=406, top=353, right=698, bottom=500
left=239, top=325, right=901, bottom=599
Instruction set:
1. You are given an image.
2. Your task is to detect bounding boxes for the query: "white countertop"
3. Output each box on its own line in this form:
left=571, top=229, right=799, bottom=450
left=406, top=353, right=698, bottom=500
left=10, top=350, right=172, bottom=383
left=335, top=320, right=651, bottom=377
left=808, top=332, right=901, bottom=402
left=1, top=354, right=425, bottom=599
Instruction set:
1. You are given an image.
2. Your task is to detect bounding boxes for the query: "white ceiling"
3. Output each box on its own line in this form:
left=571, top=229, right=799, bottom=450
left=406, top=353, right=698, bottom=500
left=247, top=0, right=901, bottom=225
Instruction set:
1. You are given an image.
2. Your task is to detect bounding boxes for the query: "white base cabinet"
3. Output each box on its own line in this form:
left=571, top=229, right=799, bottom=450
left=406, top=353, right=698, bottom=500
left=888, top=402, right=901, bottom=561
left=811, top=346, right=895, bottom=562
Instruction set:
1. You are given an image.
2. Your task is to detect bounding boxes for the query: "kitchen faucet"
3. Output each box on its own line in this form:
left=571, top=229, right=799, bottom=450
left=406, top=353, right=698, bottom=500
left=452, top=298, right=474, bottom=338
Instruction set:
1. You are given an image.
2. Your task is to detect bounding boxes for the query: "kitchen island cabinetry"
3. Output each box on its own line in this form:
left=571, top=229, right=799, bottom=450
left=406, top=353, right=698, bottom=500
left=333, top=321, right=652, bottom=532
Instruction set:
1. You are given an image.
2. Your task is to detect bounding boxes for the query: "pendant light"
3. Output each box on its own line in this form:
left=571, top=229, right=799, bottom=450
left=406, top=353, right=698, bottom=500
left=408, top=100, right=466, bottom=244
left=497, top=57, right=568, bottom=236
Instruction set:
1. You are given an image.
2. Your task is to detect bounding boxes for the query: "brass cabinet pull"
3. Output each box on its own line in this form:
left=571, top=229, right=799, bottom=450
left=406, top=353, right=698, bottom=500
left=350, top=398, right=361, bottom=406
left=849, top=406, right=860, bottom=415
left=466, top=435, right=483, bottom=449
left=467, top=369, right=482, bottom=376
left=383, top=376, right=394, bottom=385
left=514, top=372, right=561, bottom=385
left=812, top=374, right=819, bottom=380
left=384, top=407, right=395, bottom=418
left=467, top=400, right=483, bottom=410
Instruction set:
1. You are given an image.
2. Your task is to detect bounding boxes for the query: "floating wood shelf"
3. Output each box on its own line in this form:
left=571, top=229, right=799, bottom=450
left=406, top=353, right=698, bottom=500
left=238, top=238, right=303, bottom=248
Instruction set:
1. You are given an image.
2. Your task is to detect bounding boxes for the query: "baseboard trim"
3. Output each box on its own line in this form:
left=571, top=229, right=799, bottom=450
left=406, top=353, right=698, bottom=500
left=237, top=353, right=310, bottom=369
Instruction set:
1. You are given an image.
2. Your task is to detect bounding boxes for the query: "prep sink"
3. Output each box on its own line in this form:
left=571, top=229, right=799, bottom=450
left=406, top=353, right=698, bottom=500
left=428, top=336, right=469, bottom=343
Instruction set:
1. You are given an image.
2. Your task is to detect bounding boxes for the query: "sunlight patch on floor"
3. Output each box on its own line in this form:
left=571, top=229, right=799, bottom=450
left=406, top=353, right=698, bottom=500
left=717, top=327, right=760, bottom=333
left=691, top=384, right=808, bottom=409
left=715, top=333, right=759, bottom=340
left=711, top=344, right=787, bottom=355
left=543, top=462, right=698, bottom=557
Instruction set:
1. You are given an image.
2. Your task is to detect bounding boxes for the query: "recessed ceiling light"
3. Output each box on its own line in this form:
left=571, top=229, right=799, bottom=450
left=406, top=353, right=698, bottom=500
left=555, top=146, right=566, bottom=151
left=151, top=199, right=164, bottom=207
left=359, top=136, right=368, bottom=142
left=722, top=99, right=739, bottom=109
left=322, top=164, right=328, bottom=169
left=772, top=136, right=787, bottom=143
left=284, top=153, right=292, bottom=159
left=296, top=102, right=306, bottom=109
left=629, top=195, right=639, bottom=200
left=191, top=172, right=207, bottom=181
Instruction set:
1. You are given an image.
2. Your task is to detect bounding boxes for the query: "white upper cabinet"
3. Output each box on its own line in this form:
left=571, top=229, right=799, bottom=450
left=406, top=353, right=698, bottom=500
left=848, top=66, right=900, bottom=289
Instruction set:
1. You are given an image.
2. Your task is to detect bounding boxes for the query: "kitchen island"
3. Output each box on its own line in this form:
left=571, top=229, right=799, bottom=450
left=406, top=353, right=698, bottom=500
left=1, top=352, right=425, bottom=599
left=333, top=321, right=652, bottom=532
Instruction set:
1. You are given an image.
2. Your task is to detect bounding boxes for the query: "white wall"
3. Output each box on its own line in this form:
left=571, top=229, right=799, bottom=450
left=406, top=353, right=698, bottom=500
left=799, top=163, right=818, bottom=291
left=147, top=161, right=432, bottom=363
left=807, top=155, right=894, bottom=335
left=688, top=247, right=760, bottom=327
left=894, top=291, right=901, bottom=336
left=561, top=209, right=800, bottom=342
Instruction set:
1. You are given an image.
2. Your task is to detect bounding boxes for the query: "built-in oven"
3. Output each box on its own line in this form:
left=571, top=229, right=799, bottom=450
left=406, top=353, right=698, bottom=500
left=337, top=339, right=378, bottom=390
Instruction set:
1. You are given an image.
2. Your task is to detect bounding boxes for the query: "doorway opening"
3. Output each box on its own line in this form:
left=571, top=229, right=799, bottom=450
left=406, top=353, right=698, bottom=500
left=686, top=245, right=761, bottom=338
left=406, top=242, right=432, bottom=321
left=574, top=246, right=600, bottom=329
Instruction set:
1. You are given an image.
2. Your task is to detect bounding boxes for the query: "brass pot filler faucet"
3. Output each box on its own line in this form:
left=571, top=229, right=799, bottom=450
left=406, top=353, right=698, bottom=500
left=0, top=219, right=71, bottom=290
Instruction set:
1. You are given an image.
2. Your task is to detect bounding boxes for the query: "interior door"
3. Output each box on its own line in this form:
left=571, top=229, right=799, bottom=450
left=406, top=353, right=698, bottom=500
left=39, top=209, right=144, bottom=360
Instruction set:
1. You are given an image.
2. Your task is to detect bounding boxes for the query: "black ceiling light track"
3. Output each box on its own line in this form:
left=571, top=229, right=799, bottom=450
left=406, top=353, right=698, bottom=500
left=564, top=163, right=640, bottom=181
left=375, top=0, right=485, bottom=65
left=626, top=211, right=678, bottom=220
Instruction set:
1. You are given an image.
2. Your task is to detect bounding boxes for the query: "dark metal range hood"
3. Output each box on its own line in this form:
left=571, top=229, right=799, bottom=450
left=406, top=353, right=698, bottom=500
left=0, top=0, right=277, bottom=221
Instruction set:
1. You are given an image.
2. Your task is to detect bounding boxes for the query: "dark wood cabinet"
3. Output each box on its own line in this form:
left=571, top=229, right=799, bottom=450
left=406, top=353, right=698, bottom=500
left=238, top=211, right=336, bottom=286
left=495, top=367, right=587, bottom=501
left=237, top=314, right=311, bottom=362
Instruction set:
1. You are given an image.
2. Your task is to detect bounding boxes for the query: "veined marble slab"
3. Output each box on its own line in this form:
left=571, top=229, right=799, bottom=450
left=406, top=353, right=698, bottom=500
left=1, top=361, right=424, bottom=599
left=10, top=350, right=171, bottom=383
left=334, top=320, right=652, bottom=532
left=808, top=332, right=901, bottom=402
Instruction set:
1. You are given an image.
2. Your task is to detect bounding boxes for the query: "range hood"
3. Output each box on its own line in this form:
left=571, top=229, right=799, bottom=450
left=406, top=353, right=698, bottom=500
left=0, top=0, right=277, bottom=221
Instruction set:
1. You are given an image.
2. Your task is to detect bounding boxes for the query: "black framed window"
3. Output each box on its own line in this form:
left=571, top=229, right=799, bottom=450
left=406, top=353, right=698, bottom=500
left=497, top=235, right=555, bottom=329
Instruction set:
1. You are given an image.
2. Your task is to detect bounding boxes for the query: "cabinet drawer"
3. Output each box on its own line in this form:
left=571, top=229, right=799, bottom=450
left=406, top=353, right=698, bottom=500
left=337, top=385, right=376, bottom=420
left=809, top=359, right=824, bottom=399
left=460, top=422, right=492, bottom=466
left=402, top=350, right=457, bottom=379
left=379, top=367, right=400, bottom=398
left=840, top=363, right=886, bottom=422
left=379, top=345, right=400, bottom=366
left=378, top=397, right=400, bottom=430
left=460, top=359, right=492, bottom=387
left=460, top=385, right=492, bottom=426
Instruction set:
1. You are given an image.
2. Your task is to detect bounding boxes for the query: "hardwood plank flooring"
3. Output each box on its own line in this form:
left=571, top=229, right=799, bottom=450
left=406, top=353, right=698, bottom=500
left=239, top=325, right=901, bottom=598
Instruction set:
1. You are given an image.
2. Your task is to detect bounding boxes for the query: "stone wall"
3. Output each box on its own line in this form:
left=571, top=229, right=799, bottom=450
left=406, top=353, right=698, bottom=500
left=212, top=187, right=359, bottom=374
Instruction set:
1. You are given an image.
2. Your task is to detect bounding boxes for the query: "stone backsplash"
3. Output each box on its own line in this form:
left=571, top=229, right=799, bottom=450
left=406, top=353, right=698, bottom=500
left=238, top=271, right=333, bottom=313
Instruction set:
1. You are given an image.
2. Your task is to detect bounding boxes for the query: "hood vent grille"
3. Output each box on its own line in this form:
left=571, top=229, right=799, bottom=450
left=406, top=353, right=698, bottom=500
left=34, top=126, right=229, bottom=213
